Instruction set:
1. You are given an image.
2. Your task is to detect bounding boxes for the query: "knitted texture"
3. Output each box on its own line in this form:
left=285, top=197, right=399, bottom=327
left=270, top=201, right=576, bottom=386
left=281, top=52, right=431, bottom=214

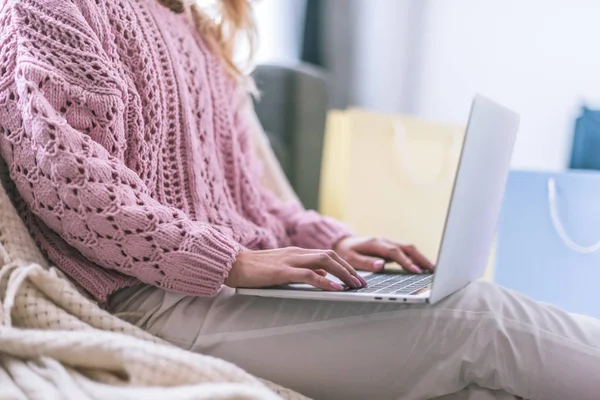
left=0, top=0, right=351, bottom=304
left=0, top=159, right=309, bottom=400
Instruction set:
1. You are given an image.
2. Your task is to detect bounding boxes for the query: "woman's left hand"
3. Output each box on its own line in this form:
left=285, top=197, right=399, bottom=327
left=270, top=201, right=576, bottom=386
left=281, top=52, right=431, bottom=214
left=333, top=237, right=435, bottom=274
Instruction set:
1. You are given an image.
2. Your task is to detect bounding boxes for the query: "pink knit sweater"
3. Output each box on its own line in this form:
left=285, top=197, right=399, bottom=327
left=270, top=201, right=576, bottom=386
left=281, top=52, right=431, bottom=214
left=0, top=0, right=350, bottom=304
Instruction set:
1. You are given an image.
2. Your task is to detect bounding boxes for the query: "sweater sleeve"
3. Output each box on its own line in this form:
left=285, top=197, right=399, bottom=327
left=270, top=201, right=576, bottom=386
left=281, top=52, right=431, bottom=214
left=0, top=1, right=241, bottom=296
left=233, top=84, right=353, bottom=250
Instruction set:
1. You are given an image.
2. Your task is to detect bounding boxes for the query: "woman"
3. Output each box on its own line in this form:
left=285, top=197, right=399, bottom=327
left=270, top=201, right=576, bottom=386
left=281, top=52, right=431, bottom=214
left=0, top=0, right=598, bottom=399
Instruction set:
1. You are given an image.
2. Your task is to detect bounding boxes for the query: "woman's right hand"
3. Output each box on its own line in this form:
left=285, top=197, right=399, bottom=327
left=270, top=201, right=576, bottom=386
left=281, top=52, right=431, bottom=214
left=225, top=247, right=368, bottom=291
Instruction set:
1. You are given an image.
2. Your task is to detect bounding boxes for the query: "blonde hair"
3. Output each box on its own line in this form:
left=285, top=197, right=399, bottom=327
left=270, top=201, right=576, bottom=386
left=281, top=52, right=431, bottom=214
left=157, top=0, right=256, bottom=79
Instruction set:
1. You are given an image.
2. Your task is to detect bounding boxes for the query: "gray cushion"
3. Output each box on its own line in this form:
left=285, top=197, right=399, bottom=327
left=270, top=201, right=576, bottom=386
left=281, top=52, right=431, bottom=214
left=252, top=63, right=329, bottom=211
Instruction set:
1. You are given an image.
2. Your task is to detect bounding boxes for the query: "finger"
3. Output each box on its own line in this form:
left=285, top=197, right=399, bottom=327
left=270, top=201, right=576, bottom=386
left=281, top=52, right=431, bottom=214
left=286, top=267, right=343, bottom=291
left=347, top=253, right=386, bottom=273
left=329, top=251, right=367, bottom=286
left=388, top=246, right=422, bottom=274
left=293, top=251, right=361, bottom=288
left=352, top=238, right=395, bottom=259
left=317, top=251, right=363, bottom=288
left=352, top=239, right=421, bottom=273
left=282, top=247, right=360, bottom=285
left=315, top=269, right=328, bottom=277
left=401, top=244, right=435, bottom=271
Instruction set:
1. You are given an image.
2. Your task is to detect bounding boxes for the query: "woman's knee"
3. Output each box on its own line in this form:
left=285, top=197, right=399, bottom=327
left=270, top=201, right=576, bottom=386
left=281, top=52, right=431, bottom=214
left=462, top=280, right=500, bottom=298
left=439, top=280, right=509, bottom=314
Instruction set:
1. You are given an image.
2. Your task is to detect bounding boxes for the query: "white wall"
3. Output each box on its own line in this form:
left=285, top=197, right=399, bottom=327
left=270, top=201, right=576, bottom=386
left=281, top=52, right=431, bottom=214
left=416, top=0, right=600, bottom=170
left=225, top=0, right=305, bottom=70
left=246, top=0, right=600, bottom=170
left=352, top=0, right=426, bottom=113
left=252, top=0, right=306, bottom=64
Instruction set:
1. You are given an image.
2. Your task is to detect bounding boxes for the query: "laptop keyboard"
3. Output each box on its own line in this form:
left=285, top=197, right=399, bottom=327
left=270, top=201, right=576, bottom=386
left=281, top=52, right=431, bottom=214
left=348, top=273, right=433, bottom=295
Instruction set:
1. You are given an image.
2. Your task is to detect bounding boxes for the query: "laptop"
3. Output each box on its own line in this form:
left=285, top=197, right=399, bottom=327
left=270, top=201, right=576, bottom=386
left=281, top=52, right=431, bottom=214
left=237, top=95, right=520, bottom=305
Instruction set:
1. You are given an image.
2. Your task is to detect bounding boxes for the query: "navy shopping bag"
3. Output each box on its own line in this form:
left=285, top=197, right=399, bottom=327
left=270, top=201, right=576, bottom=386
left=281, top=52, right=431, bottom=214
left=570, top=106, right=600, bottom=171
left=494, top=170, right=600, bottom=318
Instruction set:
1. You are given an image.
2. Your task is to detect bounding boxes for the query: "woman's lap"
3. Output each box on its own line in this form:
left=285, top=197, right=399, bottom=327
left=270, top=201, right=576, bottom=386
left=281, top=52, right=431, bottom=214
left=109, top=281, right=600, bottom=400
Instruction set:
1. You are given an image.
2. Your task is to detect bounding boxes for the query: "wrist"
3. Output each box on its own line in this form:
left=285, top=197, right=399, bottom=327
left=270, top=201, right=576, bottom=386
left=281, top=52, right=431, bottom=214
left=225, top=247, right=249, bottom=287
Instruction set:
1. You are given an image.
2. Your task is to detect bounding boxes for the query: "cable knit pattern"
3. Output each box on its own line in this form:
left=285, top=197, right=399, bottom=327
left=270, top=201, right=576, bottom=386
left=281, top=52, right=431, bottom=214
left=0, top=0, right=351, bottom=305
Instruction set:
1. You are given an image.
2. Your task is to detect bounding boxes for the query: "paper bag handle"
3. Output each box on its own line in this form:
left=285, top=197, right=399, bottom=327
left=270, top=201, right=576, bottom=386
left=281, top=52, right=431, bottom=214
left=393, top=122, right=460, bottom=188
left=548, top=177, right=600, bottom=254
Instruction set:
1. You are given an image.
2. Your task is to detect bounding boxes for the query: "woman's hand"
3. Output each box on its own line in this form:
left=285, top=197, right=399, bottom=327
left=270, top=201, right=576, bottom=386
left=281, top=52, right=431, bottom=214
left=225, top=247, right=368, bottom=291
left=333, top=237, right=435, bottom=274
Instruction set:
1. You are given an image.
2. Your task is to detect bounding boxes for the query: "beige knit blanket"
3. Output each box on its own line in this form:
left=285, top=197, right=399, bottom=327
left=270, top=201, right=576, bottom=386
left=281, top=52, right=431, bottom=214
left=0, top=92, right=307, bottom=399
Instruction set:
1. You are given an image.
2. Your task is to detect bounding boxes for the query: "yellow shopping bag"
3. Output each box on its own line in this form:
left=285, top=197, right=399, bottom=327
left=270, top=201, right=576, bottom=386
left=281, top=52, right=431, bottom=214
left=320, top=108, right=496, bottom=279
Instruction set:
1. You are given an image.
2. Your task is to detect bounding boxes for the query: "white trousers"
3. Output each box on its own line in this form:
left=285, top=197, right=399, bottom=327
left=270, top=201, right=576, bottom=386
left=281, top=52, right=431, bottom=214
left=109, top=281, right=600, bottom=400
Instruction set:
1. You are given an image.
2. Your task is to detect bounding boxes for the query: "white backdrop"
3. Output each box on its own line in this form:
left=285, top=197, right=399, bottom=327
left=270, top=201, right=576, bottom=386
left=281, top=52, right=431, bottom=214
left=415, top=0, right=600, bottom=170
left=250, top=0, right=600, bottom=171
left=253, top=0, right=306, bottom=64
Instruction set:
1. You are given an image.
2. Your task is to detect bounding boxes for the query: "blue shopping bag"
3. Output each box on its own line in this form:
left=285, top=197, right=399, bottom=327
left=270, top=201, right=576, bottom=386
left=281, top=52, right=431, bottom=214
left=570, top=106, right=600, bottom=171
left=495, top=170, right=600, bottom=318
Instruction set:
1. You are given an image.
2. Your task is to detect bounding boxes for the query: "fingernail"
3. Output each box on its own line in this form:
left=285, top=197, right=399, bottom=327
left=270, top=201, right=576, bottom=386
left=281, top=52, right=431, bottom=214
left=412, top=265, right=423, bottom=274
left=330, top=282, right=344, bottom=291
left=351, top=276, right=361, bottom=288
left=357, top=275, right=368, bottom=286
left=373, top=259, right=385, bottom=271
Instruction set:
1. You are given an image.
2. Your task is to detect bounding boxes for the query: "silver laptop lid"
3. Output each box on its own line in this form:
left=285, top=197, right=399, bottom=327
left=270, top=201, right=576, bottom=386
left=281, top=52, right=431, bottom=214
left=429, top=95, right=520, bottom=304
